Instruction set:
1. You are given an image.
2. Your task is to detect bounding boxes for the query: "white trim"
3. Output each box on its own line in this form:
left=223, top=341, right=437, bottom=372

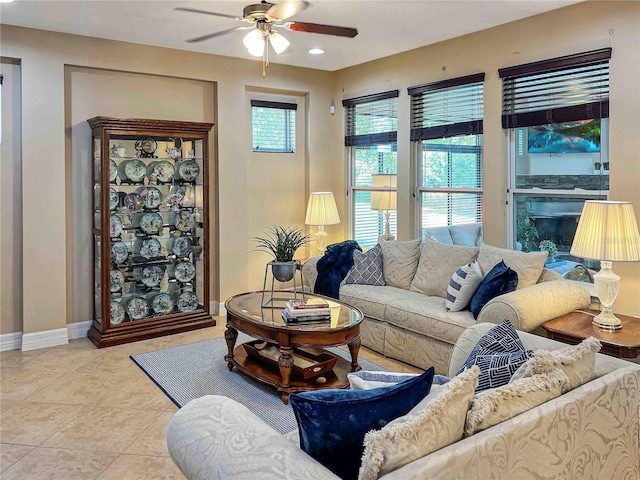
left=21, top=327, right=69, bottom=351
left=0, top=332, right=23, bottom=352
left=67, top=320, right=92, bottom=340
left=211, top=300, right=226, bottom=318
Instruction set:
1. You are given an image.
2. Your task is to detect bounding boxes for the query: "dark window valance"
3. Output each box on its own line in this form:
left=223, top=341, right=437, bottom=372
left=409, top=74, right=484, bottom=141
left=250, top=100, right=297, bottom=110
left=499, top=48, right=611, bottom=129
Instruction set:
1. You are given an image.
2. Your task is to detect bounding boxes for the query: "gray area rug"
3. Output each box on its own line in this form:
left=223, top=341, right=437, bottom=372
left=130, top=333, right=386, bottom=434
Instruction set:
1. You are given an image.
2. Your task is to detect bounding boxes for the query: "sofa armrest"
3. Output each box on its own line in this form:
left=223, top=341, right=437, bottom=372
left=301, top=256, right=321, bottom=291
left=167, top=395, right=338, bottom=480
left=476, top=280, right=591, bottom=332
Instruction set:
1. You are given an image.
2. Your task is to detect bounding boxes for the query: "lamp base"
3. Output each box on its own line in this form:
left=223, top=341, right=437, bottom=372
left=592, top=261, right=622, bottom=330
left=592, top=311, right=622, bottom=330
left=314, top=226, right=328, bottom=253
left=379, top=233, right=396, bottom=241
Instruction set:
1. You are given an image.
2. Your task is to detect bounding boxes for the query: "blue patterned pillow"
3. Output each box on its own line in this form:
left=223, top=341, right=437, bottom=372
left=290, top=367, right=435, bottom=480
left=456, top=319, right=533, bottom=392
left=469, top=260, right=518, bottom=318
left=344, top=244, right=385, bottom=286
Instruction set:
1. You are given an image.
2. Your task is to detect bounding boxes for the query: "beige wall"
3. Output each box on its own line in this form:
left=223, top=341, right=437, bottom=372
left=0, top=60, right=22, bottom=334
left=1, top=0, right=639, bottom=339
left=332, top=1, right=640, bottom=317
left=0, top=25, right=336, bottom=335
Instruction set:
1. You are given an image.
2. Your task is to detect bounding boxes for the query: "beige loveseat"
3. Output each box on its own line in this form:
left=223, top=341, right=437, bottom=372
left=302, top=240, right=591, bottom=375
left=167, top=324, right=640, bottom=479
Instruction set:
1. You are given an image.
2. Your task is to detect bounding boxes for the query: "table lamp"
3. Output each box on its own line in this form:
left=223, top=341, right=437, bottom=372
left=570, top=200, right=640, bottom=330
left=305, top=192, right=340, bottom=252
left=371, top=174, right=397, bottom=241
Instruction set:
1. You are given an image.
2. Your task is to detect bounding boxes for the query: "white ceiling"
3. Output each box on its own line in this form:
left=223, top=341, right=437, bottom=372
left=0, top=0, right=584, bottom=71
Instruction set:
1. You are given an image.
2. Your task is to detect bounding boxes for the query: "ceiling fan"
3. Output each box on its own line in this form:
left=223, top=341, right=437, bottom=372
left=175, top=0, right=358, bottom=77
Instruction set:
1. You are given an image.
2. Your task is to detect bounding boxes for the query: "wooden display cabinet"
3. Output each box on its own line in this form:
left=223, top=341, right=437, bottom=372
left=87, top=117, right=215, bottom=347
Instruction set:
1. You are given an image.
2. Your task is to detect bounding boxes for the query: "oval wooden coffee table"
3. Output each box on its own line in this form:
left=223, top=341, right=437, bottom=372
left=224, top=290, right=363, bottom=404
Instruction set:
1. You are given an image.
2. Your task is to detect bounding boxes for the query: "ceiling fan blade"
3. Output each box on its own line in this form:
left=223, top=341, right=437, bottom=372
left=267, top=0, right=309, bottom=21
left=185, top=27, right=247, bottom=43
left=286, top=22, right=358, bottom=38
left=174, top=7, right=242, bottom=21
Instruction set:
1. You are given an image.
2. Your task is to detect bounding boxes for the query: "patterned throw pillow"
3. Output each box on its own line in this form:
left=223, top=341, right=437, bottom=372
left=344, top=244, right=385, bottom=286
left=378, top=238, right=421, bottom=290
left=456, top=319, right=533, bottom=392
left=446, top=260, right=483, bottom=312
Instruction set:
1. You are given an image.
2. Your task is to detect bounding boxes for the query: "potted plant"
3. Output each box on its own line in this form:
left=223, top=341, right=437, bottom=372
left=539, top=239, right=558, bottom=263
left=516, top=209, right=539, bottom=253
left=253, top=226, right=311, bottom=282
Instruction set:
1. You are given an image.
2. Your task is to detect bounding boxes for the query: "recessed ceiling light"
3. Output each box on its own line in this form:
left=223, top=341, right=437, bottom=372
left=308, top=48, right=325, bottom=55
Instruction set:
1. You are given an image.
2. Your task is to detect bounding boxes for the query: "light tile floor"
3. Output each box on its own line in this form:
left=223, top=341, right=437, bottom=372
left=0, top=317, right=420, bottom=479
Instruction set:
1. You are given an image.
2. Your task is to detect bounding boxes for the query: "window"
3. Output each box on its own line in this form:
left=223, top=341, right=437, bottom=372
left=409, top=74, right=484, bottom=237
left=500, top=48, right=611, bottom=277
left=251, top=100, right=296, bottom=152
left=344, top=91, right=398, bottom=247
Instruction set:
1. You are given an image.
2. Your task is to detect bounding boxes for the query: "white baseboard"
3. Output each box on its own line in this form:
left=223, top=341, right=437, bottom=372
left=210, top=300, right=226, bottom=318
left=67, top=320, right=93, bottom=340
left=21, top=327, right=69, bottom=351
left=0, top=332, right=23, bottom=352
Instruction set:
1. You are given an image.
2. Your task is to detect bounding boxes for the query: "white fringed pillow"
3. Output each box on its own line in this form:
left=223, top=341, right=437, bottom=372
left=464, top=368, right=569, bottom=437
left=445, top=260, right=483, bottom=312
left=357, top=366, right=479, bottom=480
left=510, top=336, right=601, bottom=392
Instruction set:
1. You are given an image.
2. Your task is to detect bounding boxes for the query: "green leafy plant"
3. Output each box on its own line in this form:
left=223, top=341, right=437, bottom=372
left=539, top=239, right=558, bottom=257
left=516, top=209, right=539, bottom=253
left=252, top=226, right=311, bottom=262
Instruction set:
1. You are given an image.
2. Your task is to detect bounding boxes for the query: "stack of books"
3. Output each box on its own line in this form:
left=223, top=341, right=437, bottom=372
left=282, top=298, right=331, bottom=323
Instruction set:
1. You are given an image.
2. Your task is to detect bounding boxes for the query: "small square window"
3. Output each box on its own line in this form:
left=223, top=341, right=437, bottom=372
left=251, top=100, right=296, bottom=153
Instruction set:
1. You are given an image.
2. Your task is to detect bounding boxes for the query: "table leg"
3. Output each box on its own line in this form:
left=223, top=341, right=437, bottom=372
left=278, top=346, right=294, bottom=404
left=224, top=326, right=238, bottom=371
left=348, top=338, right=361, bottom=372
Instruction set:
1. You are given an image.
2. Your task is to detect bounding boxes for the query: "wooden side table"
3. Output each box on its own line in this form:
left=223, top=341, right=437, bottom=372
left=543, top=309, right=640, bottom=359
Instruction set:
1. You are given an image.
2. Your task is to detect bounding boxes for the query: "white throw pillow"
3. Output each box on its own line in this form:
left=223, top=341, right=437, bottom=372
left=445, top=260, right=483, bottom=312
left=348, top=370, right=450, bottom=391
left=464, top=368, right=569, bottom=437
left=476, top=244, right=547, bottom=289
left=510, top=336, right=601, bottom=392
left=358, top=366, right=479, bottom=480
left=378, top=238, right=421, bottom=290
left=410, top=237, right=479, bottom=298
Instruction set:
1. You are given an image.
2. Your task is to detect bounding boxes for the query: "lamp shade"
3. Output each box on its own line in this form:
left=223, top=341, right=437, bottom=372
left=371, top=174, right=397, bottom=211
left=571, top=200, right=640, bottom=261
left=269, top=32, right=290, bottom=54
left=243, top=29, right=265, bottom=57
left=305, top=192, right=340, bottom=226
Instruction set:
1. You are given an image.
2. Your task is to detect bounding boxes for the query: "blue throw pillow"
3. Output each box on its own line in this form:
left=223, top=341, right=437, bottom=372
left=456, top=319, right=533, bottom=392
left=289, top=367, right=435, bottom=480
left=470, top=260, right=518, bottom=319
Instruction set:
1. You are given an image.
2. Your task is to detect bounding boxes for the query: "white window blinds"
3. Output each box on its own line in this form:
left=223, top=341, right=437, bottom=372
left=251, top=100, right=297, bottom=152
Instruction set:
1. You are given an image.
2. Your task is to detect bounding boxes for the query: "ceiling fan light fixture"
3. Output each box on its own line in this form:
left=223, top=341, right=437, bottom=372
left=243, top=29, right=265, bottom=54
left=269, top=32, right=290, bottom=54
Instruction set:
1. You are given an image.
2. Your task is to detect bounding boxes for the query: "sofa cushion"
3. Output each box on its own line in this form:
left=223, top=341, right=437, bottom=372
left=410, top=237, right=479, bottom=298
left=477, top=244, right=547, bottom=289
left=446, top=260, right=483, bottom=312
left=384, top=292, right=476, bottom=345
left=290, top=368, right=435, bottom=480
left=449, top=223, right=483, bottom=247
left=344, top=244, right=385, bottom=286
left=340, top=284, right=416, bottom=321
left=464, top=367, right=569, bottom=437
left=358, top=366, right=478, bottom=480
left=469, top=261, right=518, bottom=318
left=456, top=319, right=533, bottom=392
left=424, top=226, right=454, bottom=244
left=511, top=336, right=601, bottom=392
left=378, top=238, right=422, bottom=289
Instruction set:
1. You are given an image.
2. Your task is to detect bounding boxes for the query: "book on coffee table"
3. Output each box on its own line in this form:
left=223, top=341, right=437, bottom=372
left=282, top=309, right=331, bottom=323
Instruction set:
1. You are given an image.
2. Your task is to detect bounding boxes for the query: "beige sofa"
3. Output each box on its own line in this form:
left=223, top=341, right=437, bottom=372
left=167, top=324, right=640, bottom=479
left=302, top=240, right=591, bottom=375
